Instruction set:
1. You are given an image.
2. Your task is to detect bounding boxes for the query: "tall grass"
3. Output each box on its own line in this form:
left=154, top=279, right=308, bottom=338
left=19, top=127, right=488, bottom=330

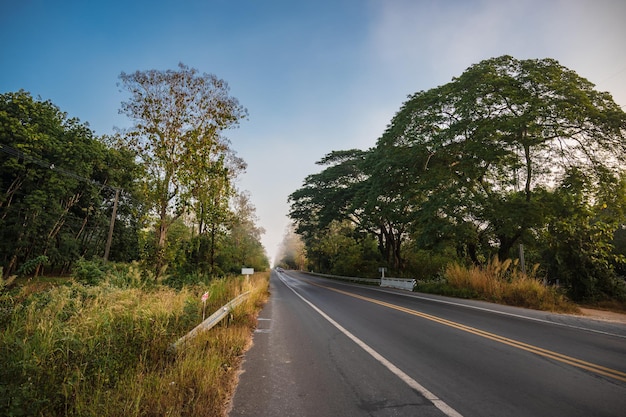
left=0, top=267, right=269, bottom=416
left=443, top=258, right=578, bottom=313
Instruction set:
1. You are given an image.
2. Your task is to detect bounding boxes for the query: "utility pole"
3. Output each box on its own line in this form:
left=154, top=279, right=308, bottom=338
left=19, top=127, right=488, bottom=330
left=104, top=188, right=120, bottom=261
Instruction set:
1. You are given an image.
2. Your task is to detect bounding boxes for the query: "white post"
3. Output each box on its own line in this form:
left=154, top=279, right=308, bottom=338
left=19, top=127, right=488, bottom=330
left=201, top=292, right=209, bottom=320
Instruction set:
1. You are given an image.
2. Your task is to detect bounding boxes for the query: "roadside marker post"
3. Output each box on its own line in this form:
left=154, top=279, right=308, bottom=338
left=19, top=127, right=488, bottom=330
left=201, top=291, right=209, bottom=320
left=242, top=267, right=254, bottom=283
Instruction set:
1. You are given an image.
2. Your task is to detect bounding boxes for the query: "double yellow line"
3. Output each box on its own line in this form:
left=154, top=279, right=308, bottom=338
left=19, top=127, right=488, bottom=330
left=314, top=281, right=626, bottom=384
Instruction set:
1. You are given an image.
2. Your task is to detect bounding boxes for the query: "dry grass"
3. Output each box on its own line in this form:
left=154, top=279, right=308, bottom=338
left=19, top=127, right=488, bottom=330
left=444, top=258, right=579, bottom=313
left=0, top=269, right=270, bottom=417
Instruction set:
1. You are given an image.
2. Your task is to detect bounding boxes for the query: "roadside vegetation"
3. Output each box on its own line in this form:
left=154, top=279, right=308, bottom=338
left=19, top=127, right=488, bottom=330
left=1, top=64, right=270, bottom=417
left=284, top=55, right=626, bottom=309
left=0, top=263, right=269, bottom=417
left=415, top=258, right=579, bottom=313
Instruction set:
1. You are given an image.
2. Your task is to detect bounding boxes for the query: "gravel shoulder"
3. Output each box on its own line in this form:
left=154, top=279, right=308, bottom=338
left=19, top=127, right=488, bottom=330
left=577, top=308, right=626, bottom=324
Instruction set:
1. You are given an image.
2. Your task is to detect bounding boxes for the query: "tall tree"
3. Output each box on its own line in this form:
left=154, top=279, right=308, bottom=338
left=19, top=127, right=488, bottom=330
left=289, top=149, right=367, bottom=237
left=118, top=63, right=247, bottom=275
left=378, top=55, right=626, bottom=262
left=289, top=148, right=411, bottom=271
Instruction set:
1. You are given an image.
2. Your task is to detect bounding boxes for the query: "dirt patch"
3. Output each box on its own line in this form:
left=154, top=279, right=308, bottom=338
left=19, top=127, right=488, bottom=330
left=578, top=308, right=626, bottom=324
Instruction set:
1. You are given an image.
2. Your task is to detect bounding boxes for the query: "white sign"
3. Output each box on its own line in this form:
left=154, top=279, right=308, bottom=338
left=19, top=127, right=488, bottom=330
left=241, top=268, right=254, bottom=275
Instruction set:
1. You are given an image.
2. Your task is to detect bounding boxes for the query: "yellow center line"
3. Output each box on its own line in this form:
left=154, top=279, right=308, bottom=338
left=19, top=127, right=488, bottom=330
left=307, top=279, right=626, bottom=383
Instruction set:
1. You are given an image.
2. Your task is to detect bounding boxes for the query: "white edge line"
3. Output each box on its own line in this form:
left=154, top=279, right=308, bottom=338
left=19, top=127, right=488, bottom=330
left=394, top=291, right=626, bottom=339
left=278, top=273, right=463, bottom=417
left=318, top=275, right=626, bottom=340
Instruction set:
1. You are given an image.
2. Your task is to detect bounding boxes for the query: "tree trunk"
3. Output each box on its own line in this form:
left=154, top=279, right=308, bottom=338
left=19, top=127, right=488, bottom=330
left=467, top=242, right=480, bottom=265
left=497, top=230, right=522, bottom=262
left=523, top=139, right=532, bottom=202
left=393, top=230, right=404, bottom=271
left=211, top=224, right=217, bottom=274
left=154, top=200, right=170, bottom=279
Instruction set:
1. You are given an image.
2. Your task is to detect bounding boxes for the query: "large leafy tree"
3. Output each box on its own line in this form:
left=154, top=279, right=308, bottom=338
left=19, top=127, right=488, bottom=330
left=288, top=56, right=626, bottom=300
left=378, top=55, right=626, bottom=262
left=289, top=149, right=368, bottom=237
left=118, top=63, right=247, bottom=274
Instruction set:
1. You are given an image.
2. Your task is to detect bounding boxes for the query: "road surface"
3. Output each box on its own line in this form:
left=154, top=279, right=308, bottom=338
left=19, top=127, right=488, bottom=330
left=228, top=270, right=626, bottom=417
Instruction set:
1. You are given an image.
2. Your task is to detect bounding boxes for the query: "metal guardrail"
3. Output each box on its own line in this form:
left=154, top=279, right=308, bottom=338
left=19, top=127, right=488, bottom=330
left=170, top=291, right=250, bottom=351
left=304, top=271, right=416, bottom=291
left=381, top=277, right=416, bottom=291
left=303, top=271, right=381, bottom=285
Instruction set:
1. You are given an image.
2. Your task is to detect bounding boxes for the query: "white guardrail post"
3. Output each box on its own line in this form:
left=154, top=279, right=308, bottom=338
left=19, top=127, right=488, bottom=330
left=170, top=291, right=250, bottom=352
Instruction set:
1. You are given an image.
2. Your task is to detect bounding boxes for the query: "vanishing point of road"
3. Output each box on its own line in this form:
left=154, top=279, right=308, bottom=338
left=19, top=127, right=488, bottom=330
left=229, top=270, right=626, bottom=417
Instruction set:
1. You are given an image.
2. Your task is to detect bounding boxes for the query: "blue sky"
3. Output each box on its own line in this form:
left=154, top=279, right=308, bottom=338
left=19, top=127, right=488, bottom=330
left=2, top=0, right=625, bottom=263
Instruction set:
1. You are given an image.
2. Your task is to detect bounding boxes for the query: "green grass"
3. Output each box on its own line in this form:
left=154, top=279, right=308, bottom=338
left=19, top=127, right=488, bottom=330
left=0, top=266, right=269, bottom=416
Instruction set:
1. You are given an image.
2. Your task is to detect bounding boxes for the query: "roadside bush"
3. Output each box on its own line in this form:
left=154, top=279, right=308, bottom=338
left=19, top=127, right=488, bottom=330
left=106, top=261, right=155, bottom=289
left=16, top=255, right=49, bottom=276
left=442, top=258, right=578, bottom=312
left=404, top=249, right=456, bottom=280
left=71, top=257, right=110, bottom=285
left=163, top=270, right=213, bottom=290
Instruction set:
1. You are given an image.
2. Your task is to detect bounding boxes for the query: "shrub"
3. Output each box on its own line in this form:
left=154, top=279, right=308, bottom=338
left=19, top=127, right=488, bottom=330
left=71, top=258, right=109, bottom=285
left=442, top=258, right=577, bottom=312
left=16, top=255, right=49, bottom=276
left=404, top=249, right=456, bottom=281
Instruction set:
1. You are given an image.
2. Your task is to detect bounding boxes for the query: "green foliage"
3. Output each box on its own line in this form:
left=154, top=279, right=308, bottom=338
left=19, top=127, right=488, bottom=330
left=0, top=272, right=269, bottom=416
left=118, top=63, right=248, bottom=276
left=540, top=169, right=626, bottom=302
left=1, top=89, right=268, bottom=293
left=105, top=262, right=151, bottom=289
left=288, top=55, right=626, bottom=302
left=403, top=247, right=456, bottom=281
left=162, top=270, right=213, bottom=290
left=71, top=258, right=110, bottom=286
left=0, top=91, right=145, bottom=277
left=281, top=219, right=382, bottom=276
left=16, top=255, right=49, bottom=276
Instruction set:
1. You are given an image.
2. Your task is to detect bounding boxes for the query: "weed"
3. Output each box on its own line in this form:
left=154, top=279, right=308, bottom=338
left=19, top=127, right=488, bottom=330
left=0, top=268, right=270, bottom=416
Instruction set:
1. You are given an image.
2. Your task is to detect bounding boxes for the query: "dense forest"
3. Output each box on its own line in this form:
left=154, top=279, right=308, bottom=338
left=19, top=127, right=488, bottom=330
left=0, top=64, right=269, bottom=282
left=286, top=56, right=626, bottom=303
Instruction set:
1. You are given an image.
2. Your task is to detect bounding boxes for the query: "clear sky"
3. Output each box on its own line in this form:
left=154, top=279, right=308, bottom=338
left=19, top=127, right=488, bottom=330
left=1, top=0, right=625, bottom=264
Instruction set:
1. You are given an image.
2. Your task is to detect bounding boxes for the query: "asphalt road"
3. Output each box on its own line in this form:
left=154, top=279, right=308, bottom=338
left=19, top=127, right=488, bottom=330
left=228, top=270, right=626, bottom=417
